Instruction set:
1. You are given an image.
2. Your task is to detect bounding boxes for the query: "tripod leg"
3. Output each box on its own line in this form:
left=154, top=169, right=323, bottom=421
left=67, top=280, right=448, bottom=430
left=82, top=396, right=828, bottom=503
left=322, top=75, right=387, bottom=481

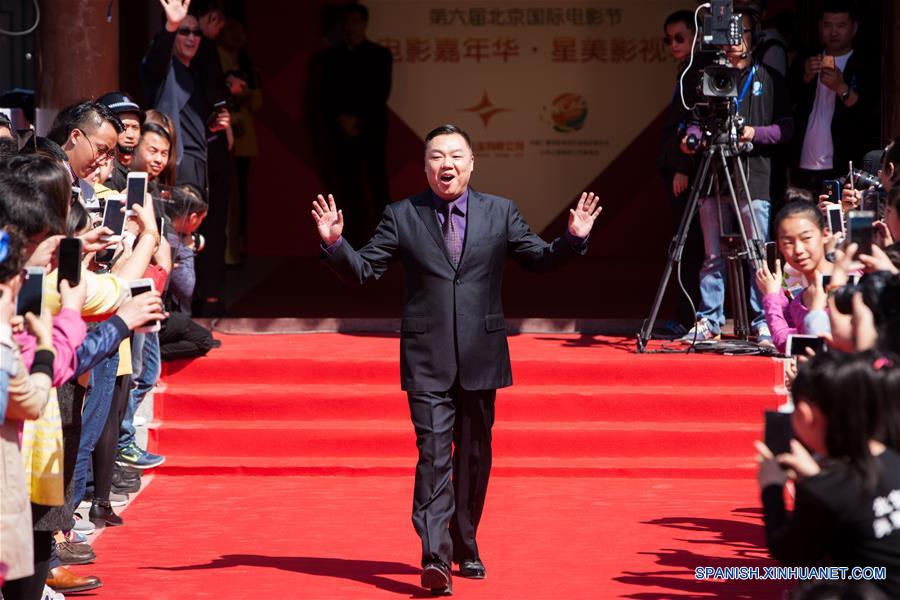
left=637, top=152, right=713, bottom=351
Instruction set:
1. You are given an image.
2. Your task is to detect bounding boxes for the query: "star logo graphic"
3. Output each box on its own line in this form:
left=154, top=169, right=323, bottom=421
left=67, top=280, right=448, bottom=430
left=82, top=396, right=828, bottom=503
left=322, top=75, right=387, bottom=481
left=460, top=92, right=512, bottom=128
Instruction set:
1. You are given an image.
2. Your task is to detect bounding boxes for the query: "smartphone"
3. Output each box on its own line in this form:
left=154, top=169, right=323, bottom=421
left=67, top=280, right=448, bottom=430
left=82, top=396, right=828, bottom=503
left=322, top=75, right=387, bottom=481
left=125, top=172, right=148, bottom=214
left=821, top=54, right=835, bottom=70
left=847, top=210, right=875, bottom=256
left=128, top=278, right=161, bottom=333
left=764, top=411, right=794, bottom=457
left=16, top=267, right=44, bottom=317
left=819, top=273, right=832, bottom=289
left=822, top=179, right=841, bottom=204
left=57, top=237, right=82, bottom=291
left=765, top=241, right=778, bottom=273
left=207, top=100, right=228, bottom=128
left=785, top=334, right=827, bottom=357
left=101, top=196, right=127, bottom=241
left=826, top=204, right=844, bottom=236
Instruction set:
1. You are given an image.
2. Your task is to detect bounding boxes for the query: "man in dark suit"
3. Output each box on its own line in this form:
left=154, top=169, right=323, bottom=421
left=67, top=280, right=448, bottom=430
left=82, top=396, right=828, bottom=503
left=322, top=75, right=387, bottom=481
left=311, top=124, right=601, bottom=595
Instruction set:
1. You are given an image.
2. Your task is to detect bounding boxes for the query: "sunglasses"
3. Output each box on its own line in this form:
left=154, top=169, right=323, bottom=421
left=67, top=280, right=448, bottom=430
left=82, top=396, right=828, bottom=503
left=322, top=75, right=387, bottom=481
left=177, top=28, right=203, bottom=37
left=663, top=33, right=687, bottom=45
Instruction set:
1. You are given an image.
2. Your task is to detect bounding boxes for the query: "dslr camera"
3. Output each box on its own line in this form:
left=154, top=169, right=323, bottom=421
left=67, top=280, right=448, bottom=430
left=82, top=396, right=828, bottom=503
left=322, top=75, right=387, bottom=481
left=833, top=271, right=900, bottom=325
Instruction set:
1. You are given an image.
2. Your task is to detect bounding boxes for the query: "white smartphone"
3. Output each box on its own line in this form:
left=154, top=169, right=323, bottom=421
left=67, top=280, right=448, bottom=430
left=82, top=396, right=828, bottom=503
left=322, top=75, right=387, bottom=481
left=125, top=172, right=148, bottom=215
left=785, top=334, right=826, bottom=357
left=826, top=204, right=844, bottom=236
left=128, top=278, right=161, bottom=333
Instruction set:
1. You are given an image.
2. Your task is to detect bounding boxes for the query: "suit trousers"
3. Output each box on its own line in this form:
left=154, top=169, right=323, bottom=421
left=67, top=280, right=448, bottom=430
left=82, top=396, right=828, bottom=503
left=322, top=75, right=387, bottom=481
left=407, top=383, right=495, bottom=567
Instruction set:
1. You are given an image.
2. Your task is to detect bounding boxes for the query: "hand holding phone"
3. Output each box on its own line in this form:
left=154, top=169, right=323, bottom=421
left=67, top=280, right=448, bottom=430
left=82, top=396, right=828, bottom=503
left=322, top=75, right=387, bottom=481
left=128, top=279, right=162, bottom=333
left=785, top=334, right=827, bottom=357
left=764, top=411, right=794, bottom=457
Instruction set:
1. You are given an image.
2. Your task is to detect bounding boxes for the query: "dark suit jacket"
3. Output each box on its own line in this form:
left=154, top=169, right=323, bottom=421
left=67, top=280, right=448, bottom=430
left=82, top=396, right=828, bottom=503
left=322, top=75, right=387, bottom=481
left=323, top=189, right=587, bottom=392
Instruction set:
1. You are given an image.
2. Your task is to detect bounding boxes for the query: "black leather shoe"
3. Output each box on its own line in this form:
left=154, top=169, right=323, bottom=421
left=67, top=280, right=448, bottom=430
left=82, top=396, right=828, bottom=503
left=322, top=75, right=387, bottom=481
left=459, top=558, right=486, bottom=579
left=112, top=466, right=141, bottom=493
left=57, top=541, right=96, bottom=565
left=89, top=500, right=124, bottom=527
left=421, top=561, right=452, bottom=596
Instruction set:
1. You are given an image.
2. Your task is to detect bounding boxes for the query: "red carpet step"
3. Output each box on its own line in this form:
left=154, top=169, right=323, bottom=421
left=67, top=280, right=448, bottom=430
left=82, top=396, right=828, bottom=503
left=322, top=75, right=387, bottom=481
left=152, top=333, right=785, bottom=477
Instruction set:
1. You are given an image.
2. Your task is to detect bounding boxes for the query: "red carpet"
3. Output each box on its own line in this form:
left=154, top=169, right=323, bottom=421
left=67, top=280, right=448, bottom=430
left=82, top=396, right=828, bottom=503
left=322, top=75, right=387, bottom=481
left=83, top=333, right=792, bottom=598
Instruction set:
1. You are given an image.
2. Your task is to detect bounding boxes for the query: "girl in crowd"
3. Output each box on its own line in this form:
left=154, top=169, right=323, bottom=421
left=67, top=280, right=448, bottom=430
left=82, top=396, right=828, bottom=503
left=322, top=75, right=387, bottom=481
left=755, top=201, right=835, bottom=353
left=756, top=352, right=900, bottom=598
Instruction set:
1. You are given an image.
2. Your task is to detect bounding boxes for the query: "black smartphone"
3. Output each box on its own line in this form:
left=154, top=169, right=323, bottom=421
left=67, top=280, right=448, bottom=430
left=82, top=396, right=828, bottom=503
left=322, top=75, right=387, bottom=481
left=786, top=334, right=827, bottom=357
left=848, top=210, right=875, bottom=256
left=764, top=411, right=793, bottom=457
left=101, top=198, right=127, bottom=240
left=820, top=274, right=832, bottom=289
left=57, top=237, right=82, bottom=291
left=16, top=267, right=44, bottom=317
left=822, top=179, right=841, bottom=204
left=207, top=100, right=228, bottom=127
left=126, top=172, right=148, bottom=213
left=128, top=278, right=161, bottom=333
left=765, top=241, right=778, bottom=273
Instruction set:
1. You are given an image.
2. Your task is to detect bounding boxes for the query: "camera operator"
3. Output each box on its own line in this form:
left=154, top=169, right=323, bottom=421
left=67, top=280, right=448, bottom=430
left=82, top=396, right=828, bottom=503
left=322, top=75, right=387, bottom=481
left=657, top=10, right=705, bottom=333
left=679, top=9, right=794, bottom=344
left=790, top=0, right=880, bottom=193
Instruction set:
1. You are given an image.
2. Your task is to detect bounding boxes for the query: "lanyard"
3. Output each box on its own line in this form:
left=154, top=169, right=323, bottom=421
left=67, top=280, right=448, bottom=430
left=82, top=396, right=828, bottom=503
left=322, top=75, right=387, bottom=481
left=734, top=64, right=758, bottom=111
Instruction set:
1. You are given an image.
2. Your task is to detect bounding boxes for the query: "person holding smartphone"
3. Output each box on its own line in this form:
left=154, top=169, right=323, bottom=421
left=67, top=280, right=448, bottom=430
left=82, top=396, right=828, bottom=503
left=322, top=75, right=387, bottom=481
left=790, top=0, right=879, bottom=193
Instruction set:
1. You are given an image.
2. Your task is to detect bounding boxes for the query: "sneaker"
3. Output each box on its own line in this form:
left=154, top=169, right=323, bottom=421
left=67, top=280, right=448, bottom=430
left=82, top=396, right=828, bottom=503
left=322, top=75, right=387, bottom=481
left=80, top=491, right=129, bottom=508
left=63, top=529, right=87, bottom=544
left=72, top=513, right=96, bottom=535
left=117, top=442, right=165, bottom=470
left=41, top=584, right=65, bottom=600
left=132, top=415, right=147, bottom=428
left=678, top=319, right=720, bottom=343
left=755, top=323, right=774, bottom=348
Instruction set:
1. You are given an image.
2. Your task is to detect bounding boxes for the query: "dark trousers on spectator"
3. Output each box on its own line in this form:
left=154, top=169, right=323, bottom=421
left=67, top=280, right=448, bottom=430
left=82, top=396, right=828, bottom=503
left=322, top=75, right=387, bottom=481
left=159, top=311, right=216, bottom=361
left=407, top=383, right=495, bottom=568
left=1, top=530, right=52, bottom=600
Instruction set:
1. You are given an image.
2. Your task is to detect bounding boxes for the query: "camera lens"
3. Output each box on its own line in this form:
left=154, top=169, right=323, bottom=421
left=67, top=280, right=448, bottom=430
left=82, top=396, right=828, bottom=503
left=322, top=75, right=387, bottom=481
left=833, top=284, right=857, bottom=315
left=713, top=75, right=733, bottom=94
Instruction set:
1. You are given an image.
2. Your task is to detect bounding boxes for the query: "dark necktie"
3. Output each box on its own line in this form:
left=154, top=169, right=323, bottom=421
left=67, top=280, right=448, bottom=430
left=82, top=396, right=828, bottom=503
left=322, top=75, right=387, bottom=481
left=440, top=203, right=462, bottom=267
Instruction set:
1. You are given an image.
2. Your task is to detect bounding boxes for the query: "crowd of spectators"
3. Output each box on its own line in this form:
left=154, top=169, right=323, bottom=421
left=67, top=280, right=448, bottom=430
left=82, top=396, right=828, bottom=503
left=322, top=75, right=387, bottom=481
left=659, top=1, right=900, bottom=596
left=0, top=0, right=237, bottom=597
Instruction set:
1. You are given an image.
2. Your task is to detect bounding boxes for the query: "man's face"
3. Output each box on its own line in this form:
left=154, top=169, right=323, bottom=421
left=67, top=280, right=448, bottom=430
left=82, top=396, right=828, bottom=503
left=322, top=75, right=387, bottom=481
left=67, top=121, right=117, bottom=179
left=819, top=12, right=857, bottom=54
left=664, top=21, right=692, bottom=62
left=425, top=133, right=474, bottom=201
left=133, top=132, right=171, bottom=180
left=343, top=12, right=367, bottom=46
left=174, top=16, right=202, bottom=64
left=117, top=112, right=141, bottom=164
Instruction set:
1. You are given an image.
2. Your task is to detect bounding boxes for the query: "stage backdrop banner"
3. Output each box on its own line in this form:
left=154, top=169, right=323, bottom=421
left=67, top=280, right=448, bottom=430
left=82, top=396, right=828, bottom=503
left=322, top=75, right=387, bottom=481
left=367, top=0, right=685, bottom=231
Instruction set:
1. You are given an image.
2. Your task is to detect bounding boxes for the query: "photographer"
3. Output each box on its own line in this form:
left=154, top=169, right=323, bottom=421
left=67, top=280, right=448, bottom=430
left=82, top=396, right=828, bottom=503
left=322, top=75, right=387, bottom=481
left=680, top=9, right=794, bottom=344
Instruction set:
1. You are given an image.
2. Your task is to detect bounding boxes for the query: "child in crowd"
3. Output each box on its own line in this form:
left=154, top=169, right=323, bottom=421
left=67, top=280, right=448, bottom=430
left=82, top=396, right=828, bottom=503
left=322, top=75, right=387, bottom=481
left=756, top=352, right=900, bottom=598
left=755, top=201, right=835, bottom=352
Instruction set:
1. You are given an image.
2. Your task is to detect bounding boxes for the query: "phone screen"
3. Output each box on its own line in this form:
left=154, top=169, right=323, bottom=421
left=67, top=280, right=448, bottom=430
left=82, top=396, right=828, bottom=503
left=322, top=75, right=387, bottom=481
left=826, top=205, right=844, bottom=235
left=102, top=199, right=126, bottom=237
left=129, top=281, right=159, bottom=330
left=16, top=269, right=43, bottom=316
left=57, top=238, right=82, bottom=290
left=848, top=211, right=874, bottom=256
left=126, top=175, right=147, bottom=211
left=765, top=241, right=778, bottom=273
left=786, top=334, right=827, bottom=357
left=764, top=411, right=794, bottom=456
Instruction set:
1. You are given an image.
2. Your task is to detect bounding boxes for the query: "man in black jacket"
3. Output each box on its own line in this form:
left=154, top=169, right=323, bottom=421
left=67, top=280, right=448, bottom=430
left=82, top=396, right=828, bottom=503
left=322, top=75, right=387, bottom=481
left=789, top=0, right=880, bottom=192
left=312, top=124, right=601, bottom=595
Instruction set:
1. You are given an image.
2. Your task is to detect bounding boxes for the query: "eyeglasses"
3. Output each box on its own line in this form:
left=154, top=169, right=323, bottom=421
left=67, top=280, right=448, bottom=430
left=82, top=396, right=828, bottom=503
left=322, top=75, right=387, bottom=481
left=663, top=33, right=687, bottom=45
left=76, top=129, right=116, bottom=163
left=177, top=28, right=203, bottom=37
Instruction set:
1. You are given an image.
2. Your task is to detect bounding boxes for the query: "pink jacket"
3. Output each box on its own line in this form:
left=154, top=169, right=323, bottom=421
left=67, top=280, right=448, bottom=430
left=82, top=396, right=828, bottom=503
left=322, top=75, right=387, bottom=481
left=762, top=292, right=810, bottom=354
left=14, top=308, right=87, bottom=387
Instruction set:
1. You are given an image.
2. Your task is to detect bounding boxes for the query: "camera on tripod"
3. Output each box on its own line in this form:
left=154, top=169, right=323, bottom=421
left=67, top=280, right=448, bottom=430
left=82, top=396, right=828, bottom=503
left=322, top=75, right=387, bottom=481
left=698, top=0, right=745, bottom=100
